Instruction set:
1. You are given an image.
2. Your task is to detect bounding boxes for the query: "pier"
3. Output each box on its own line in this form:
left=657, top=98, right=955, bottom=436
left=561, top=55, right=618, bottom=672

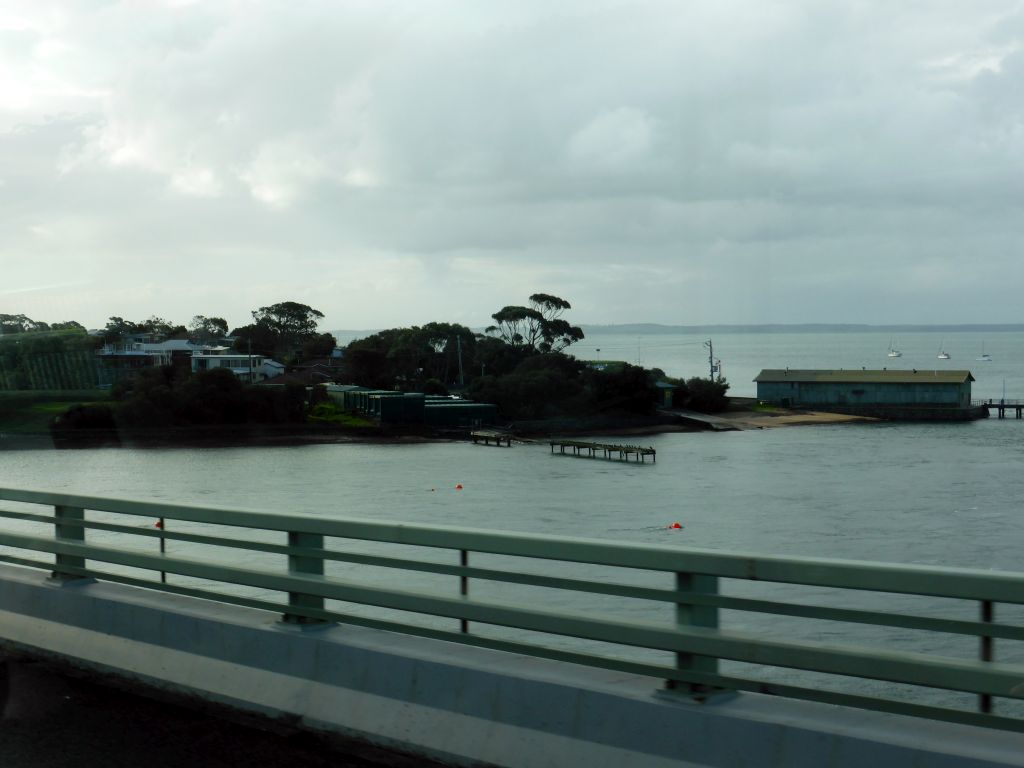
left=470, top=429, right=513, bottom=447
left=549, top=439, right=656, bottom=462
left=980, top=400, right=1024, bottom=419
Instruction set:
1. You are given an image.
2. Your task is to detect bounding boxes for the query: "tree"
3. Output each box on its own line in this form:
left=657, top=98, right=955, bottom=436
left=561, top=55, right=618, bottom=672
left=343, top=323, right=477, bottom=389
left=417, top=322, right=476, bottom=384
left=102, top=316, right=144, bottom=343
left=189, top=315, right=229, bottom=345
left=230, top=322, right=279, bottom=357
left=473, top=335, right=529, bottom=378
left=468, top=353, right=588, bottom=420
left=684, top=377, right=730, bottom=413
left=50, top=320, right=85, bottom=332
left=0, top=320, right=96, bottom=390
left=485, top=293, right=584, bottom=353
left=529, top=293, right=585, bottom=352
left=584, top=362, right=658, bottom=414
left=0, top=314, right=49, bottom=334
left=245, top=301, right=325, bottom=361
left=487, top=305, right=545, bottom=350
left=422, top=378, right=448, bottom=396
left=301, top=332, right=338, bottom=360
left=142, top=316, right=178, bottom=338
left=251, top=302, right=324, bottom=341
left=344, top=346, right=392, bottom=389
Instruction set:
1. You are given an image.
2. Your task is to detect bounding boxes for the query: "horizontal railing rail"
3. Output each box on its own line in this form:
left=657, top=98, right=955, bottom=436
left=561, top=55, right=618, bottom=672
left=0, top=487, right=1022, bottom=732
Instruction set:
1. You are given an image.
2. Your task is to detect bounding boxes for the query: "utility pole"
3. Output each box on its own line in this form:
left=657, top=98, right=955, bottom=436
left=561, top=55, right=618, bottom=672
left=456, top=336, right=465, bottom=387
left=704, top=339, right=714, bottom=380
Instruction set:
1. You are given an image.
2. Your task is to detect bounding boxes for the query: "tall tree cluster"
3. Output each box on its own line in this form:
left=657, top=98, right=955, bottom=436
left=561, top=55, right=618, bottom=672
left=231, top=301, right=328, bottom=362
left=485, top=294, right=584, bottom=353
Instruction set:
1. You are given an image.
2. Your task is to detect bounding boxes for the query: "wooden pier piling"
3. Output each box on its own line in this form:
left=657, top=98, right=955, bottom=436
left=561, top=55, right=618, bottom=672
left=471, top=430, right=513, bottom=447
left=549, top=439, right=656, bottom=463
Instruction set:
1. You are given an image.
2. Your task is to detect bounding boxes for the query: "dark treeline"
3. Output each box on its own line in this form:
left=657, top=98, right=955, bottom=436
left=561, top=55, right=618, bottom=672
left=342, top=293, right=729, bottom=419
left=10, top=294, right=730, bottom=434
left=0, top=318, right=97, bottom=390
left=52, top=367, right=311, bottom=438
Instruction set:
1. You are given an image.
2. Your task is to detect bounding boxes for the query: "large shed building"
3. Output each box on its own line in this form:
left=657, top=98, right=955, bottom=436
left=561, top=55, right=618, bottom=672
left=754, top=369, right=983, bottom=420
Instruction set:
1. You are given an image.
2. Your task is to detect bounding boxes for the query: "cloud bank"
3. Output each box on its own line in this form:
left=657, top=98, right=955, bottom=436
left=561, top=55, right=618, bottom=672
left=2, top=1, right=1023, bottom=329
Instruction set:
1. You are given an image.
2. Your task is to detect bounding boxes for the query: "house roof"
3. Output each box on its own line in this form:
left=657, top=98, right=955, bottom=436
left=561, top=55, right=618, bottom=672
left=142, top=340, right=197, bottom=352
left=255, top=369, right=336, bottom=386
left=754, top=369, right=975, bottom=385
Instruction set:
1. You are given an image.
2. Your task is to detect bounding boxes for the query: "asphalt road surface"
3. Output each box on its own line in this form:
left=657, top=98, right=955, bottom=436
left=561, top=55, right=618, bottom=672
left=0, top=656, right=427, bottom=768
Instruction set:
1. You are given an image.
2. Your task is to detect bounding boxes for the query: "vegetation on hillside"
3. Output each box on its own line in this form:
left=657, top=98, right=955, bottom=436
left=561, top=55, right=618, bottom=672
left=341, top=293, right=729, bottom=420
left=5, top=292, right=731, bottom=437
left=51, top=368, right=313, bottom=437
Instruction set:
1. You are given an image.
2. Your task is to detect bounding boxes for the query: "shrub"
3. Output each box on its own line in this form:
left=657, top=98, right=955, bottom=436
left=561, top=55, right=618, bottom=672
left=422, top=378, right=449, bottom=396
left=684, top=377, right=730, bottom=413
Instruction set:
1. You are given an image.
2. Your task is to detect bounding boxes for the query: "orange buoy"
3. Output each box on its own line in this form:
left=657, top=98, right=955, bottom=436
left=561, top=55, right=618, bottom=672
left=455, top=484, right=463, bottom=490
left=669, top=522, right=682, bottom=529
left=155, top=520, right=164, bottom=529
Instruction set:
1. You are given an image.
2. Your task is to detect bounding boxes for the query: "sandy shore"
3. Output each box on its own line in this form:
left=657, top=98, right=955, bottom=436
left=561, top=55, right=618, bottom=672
left=713, top=409, right=877, bottom=429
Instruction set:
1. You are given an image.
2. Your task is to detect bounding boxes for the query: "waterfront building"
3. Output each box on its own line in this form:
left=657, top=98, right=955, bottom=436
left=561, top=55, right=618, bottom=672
left=754, top=369, right=983, bottom=420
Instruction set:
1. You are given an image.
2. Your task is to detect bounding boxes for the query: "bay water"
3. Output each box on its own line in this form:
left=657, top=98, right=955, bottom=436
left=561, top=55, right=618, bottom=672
left=583, top=328, right=1024, bottom=400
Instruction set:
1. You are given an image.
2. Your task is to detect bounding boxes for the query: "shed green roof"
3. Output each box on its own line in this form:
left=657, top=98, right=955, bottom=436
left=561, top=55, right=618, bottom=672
left=754, top=369, right=974, bottom=384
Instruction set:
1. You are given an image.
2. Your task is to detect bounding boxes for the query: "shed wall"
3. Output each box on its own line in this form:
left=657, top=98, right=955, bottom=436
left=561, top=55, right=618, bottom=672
left=757, top=381, right=971, bottom=407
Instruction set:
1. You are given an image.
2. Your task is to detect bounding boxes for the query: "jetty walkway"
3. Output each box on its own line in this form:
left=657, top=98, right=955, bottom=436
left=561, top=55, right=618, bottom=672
left=470, top=429, right=513, bottom=446
left=550, top=439, right=655, bottom=462
left=978, top=399, right=1024, bottom=419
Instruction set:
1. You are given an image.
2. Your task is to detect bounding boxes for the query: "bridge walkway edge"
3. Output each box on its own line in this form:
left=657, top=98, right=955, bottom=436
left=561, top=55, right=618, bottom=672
left=0, top=564, right=1021, bottom=768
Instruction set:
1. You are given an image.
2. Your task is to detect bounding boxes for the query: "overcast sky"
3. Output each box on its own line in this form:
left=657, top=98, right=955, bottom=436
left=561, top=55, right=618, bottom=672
left=2, top=1, right=1023, bottom=332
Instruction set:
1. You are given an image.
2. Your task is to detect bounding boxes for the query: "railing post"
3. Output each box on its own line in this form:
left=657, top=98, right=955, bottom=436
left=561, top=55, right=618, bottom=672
left=460, top=549, right=469, bottom=634
left=980, top=600, right=994, bottom=714
left=52, top=505, right=86, bottom=579
left=284, top=531, right=326, bottom=624
left=156, top=517, right=167, bottom=584
left=667, top=571, right=719, bottom=698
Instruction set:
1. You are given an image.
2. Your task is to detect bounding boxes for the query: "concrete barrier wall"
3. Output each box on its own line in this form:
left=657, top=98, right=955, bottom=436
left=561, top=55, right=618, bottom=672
left=0, top=564, right=1021, bottom=768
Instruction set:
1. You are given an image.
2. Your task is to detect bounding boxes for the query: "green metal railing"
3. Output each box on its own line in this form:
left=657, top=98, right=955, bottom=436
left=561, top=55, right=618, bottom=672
left=0, top=487, right=1023, bottom=731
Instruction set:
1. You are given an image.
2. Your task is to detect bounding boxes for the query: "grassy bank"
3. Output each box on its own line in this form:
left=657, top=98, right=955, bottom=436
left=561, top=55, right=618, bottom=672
left=0, top=391, right=110, bottom=434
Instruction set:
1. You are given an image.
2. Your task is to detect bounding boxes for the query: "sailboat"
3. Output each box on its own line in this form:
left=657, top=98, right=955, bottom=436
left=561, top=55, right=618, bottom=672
left=887, top=339, right=902, bottom=358
left=976, top=343, right=992, bottom=362
left=937, top=341, right=950, bottom=360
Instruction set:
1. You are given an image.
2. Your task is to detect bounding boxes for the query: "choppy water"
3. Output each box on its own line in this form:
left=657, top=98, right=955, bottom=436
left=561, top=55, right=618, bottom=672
left=3, top=421, right=1021, bottom=568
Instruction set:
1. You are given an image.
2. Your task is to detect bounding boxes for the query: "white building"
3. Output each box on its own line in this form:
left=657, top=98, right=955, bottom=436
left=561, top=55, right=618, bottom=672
left=191, top=346, right=267, bottom=384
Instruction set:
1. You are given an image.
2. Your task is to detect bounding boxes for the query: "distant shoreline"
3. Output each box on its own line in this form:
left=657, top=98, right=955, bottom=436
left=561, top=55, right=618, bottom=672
left=580, top=323, right=1024, bottom=335
left=330, top=323, right=1024, bottom=340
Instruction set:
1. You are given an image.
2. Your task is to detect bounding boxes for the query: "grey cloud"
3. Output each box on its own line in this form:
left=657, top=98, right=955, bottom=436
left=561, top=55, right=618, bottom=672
left=3, top=1, right=1024, bottom=329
